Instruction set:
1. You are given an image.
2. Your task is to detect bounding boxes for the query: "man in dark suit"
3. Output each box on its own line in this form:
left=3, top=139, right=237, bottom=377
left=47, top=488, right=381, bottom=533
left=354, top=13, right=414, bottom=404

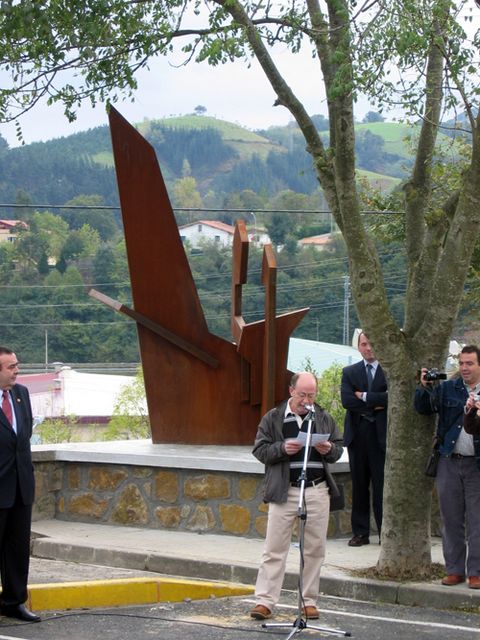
left=0, top=346, right=40, bottom=622
left=341, top=331, right=388, bottom=547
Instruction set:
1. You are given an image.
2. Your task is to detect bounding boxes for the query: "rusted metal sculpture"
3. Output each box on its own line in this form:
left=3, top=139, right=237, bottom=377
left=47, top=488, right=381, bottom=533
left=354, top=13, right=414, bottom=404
left=89, top=108, right=308, bottom=445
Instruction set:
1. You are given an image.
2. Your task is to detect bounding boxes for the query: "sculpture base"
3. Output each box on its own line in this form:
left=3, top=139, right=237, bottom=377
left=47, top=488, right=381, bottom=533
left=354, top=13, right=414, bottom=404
left=33, top=440, right=351, bottom=538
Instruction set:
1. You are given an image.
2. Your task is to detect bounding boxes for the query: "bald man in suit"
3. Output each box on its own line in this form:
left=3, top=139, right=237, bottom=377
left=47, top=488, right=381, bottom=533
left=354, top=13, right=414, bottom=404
left=341, top=332, right=388, bottom=546
left=0, top=347, right=40, bottom=622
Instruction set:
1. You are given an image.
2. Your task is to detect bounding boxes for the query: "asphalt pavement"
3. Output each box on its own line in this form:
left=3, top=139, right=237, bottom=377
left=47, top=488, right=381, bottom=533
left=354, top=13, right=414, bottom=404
left=22, top=518, right=480, bottom=616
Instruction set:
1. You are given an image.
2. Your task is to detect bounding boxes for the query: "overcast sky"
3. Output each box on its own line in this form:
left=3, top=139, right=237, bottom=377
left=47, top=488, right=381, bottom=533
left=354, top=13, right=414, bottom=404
left=1, top=3, right=477, bottom=148
left=0, top=47, right=374, bottom=148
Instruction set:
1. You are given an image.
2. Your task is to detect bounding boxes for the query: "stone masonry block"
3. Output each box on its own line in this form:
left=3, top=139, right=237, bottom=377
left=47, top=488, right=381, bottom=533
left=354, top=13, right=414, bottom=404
left=69, top=493, right=110, bottom=519
left=219, top=504, right=251, bottom=535
left=237, top=477, right=258, bottom=501
left=110, top=484, right=149, bottom=525
left=155, top=506, right=182, bottom=529
left=186, top=505, right=216, bottom=531
left=184, top=474, right=230, bottom=501
left=68, top=466, right=81, bottom=491
left=155, top=471, right=179, bottom=503
left=88, top=467, right=128, bottom=491
left=255, top=515, right=268, bottom=538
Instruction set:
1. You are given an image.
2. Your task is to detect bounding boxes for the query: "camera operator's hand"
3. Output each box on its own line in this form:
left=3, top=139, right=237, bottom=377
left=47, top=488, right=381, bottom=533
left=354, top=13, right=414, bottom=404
left=419, top=367, right=431, bottom=387
left=466, top=394, right=480, bottom=413
left=466, top=394, right=477, bottom=411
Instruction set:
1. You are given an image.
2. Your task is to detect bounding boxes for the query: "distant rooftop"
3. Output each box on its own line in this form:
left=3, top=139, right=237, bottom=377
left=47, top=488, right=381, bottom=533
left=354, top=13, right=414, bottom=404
left=0, top=219, right=28, bottom=230
left=179, top=220, right=235, bottom=234
left=287, top=337, right=361, bottom=375
left=299, top=233, right=332, bottom=246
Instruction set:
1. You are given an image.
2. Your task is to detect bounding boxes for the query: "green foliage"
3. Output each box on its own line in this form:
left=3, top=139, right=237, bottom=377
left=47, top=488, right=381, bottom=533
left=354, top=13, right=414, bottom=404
left=172, top=176, right=203, bottom=210
left=266, top=212, right=292, bottom=247
left=302, top=358, right=345, bottom=431
left=363, top=111, right=385, bottom=123
left=104, top=369, right=150, bottom=440
left=36, top=416, right=75, bottom=444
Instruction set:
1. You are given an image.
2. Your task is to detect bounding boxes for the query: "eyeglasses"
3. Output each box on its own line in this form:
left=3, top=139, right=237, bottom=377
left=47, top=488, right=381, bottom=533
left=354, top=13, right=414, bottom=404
left=294, top=391, right=316, bottom=400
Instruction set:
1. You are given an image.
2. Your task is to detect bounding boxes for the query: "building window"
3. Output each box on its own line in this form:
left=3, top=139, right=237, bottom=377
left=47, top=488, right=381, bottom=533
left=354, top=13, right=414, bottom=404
left=198, top=224, right=202, bottom=232
left=215, top=235, right=220, bottom=242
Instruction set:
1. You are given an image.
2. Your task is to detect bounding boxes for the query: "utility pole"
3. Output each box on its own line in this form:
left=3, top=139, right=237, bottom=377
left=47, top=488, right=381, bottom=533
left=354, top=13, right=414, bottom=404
left=342, top=275, right=351, bottom=345
left=249, top=211, right=257, bottom=242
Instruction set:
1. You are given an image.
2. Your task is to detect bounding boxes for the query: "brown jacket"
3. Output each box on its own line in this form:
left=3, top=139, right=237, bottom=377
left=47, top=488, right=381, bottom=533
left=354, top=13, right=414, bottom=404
left=464, top=408, right=480, bottom=436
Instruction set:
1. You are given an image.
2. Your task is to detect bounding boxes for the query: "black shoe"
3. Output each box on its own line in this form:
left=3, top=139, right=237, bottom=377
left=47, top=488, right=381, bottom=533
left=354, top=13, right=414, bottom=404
left=348, top=535, right=370, bottom=547
left=0, top=604, right=41, bottom=622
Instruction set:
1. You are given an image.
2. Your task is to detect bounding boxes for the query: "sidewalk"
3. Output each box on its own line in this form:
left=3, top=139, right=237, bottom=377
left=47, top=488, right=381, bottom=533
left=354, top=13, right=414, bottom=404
left=27, top=519, right=480, bottom=613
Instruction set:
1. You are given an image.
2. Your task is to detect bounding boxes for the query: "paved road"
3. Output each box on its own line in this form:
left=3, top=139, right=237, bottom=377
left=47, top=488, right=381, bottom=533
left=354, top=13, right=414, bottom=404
left=1, top=590, right=479, bottom=640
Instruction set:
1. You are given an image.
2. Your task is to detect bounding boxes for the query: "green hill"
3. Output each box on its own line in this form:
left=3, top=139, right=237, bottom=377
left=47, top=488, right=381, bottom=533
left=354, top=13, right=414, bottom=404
left=0, top=114, right=446, bottom=209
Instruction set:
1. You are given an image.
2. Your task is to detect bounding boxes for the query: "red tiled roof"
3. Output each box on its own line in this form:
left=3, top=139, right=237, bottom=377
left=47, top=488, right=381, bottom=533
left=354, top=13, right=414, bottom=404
left=299, top=234, right=332, bottom=245
left=179, top=220, right=235, bottom=235
left=0, top=220, right=28, bottom=230
left=17, top=372, right=57, bottom=394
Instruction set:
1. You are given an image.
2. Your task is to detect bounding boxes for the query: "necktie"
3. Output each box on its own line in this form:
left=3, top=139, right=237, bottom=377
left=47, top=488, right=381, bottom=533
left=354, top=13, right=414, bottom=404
left=2, top=390, right=12, bottom=425
left=366, top=364, right=374, bottom=391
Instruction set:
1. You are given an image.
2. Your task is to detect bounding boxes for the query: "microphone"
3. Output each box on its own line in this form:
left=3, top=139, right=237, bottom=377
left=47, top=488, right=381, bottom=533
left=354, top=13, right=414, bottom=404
left=305, top=404, right=315, bottom=414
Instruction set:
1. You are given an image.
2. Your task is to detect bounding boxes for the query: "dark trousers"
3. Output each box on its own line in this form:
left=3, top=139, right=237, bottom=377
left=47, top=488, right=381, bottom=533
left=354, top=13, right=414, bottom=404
left=348, top=418, right=385, bottom=537
left=436, top=455, right=480, bottom=576
left=0, top=491, right=32, bottom=606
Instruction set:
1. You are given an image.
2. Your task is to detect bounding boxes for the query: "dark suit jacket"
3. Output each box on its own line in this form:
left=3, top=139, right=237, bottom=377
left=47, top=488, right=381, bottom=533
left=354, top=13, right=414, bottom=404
left=0, top=383, right=35, bottom=508
left=341, top=360, right=388, bottom=451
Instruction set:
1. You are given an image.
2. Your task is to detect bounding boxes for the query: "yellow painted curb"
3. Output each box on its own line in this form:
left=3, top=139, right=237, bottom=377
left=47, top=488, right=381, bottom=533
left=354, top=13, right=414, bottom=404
left=27, top=577, right=254, bottom=611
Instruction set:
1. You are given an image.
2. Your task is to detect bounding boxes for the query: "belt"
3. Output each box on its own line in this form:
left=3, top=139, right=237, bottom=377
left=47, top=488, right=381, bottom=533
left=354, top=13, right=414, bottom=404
left=291, top=478, right=325, bottom=488
left=451, top=453, right=474, bottom=459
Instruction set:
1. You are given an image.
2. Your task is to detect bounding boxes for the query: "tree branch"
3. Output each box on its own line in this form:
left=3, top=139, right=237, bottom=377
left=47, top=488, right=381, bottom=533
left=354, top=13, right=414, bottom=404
left=403, top=27, right=445, bottom=337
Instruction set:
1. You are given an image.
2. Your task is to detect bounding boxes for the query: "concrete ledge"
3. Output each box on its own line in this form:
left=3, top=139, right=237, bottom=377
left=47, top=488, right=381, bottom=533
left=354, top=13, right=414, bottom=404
left=32, top=441, right=264, bottom=474
left=32, top=440, right=350, bottom=475
left=27, top=576, right=253, bottom=612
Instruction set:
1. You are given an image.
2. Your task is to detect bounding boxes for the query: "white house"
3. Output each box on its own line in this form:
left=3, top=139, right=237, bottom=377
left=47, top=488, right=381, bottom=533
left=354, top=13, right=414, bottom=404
left=0, top=219, right=28, bottom=243
left=18, top=366, right=138, bottom=422
left=248, top=226, right=271, bottom=246
left=179, top=220, right=235, bottom=248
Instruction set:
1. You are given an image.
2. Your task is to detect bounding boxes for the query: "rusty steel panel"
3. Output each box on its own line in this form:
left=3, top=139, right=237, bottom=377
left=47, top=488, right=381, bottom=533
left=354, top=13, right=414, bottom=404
left=106, top=108, right=310, bottom=445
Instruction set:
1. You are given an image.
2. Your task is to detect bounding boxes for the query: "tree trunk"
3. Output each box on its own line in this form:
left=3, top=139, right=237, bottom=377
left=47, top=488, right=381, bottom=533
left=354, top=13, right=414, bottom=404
left=377, top=354, right=436, bottom=575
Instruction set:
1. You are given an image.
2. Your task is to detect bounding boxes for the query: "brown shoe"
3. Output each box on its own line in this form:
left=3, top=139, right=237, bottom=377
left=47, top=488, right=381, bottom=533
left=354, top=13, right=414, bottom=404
left=441, top=574, right=465, bottom=586
left=348, top=535, right=370, bottom=547
left=250, top=604, right=272, bottom=620
left=302, top=606, right=319, bottom=619
left=469, top=576, right=480, bottom=589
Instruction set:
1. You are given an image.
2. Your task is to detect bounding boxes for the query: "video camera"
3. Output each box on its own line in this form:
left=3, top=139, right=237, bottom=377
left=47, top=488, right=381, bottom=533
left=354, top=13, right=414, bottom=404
left=424, top=368, right=447, bottom=382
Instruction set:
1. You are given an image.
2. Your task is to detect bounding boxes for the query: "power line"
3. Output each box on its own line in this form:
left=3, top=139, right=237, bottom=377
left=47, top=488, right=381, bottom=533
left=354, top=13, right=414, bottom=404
left=0, top=203, right=405, bottom=214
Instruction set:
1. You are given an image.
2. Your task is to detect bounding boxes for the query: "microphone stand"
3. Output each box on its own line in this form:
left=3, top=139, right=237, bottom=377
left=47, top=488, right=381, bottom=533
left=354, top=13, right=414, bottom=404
left=263, top=406, right=350, bottom=639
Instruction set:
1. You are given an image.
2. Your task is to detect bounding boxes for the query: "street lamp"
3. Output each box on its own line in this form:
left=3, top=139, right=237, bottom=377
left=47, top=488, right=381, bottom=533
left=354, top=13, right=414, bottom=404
left=249, top=211, right=257, bottom=242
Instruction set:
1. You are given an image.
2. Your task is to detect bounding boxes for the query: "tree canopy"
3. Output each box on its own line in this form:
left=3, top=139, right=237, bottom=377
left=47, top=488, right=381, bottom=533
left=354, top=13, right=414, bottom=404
left=0, top=0, right=479, bottom=577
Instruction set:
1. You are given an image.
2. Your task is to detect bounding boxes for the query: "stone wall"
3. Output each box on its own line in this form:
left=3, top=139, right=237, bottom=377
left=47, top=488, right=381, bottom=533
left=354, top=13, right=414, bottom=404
left=32, top=442, right=441, bottom=540
left=33, top=459, right=353, bottom=539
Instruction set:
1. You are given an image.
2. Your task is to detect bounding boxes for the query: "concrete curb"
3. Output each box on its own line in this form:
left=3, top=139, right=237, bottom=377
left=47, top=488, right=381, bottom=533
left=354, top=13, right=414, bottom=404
left=27, top=576, right=253, bottom=612
left=31, top=537, right=480, bottom=613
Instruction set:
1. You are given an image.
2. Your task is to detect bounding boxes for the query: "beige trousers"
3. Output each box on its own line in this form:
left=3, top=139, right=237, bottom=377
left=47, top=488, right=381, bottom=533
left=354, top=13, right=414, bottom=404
left=254, top=482, right=330, bottom=610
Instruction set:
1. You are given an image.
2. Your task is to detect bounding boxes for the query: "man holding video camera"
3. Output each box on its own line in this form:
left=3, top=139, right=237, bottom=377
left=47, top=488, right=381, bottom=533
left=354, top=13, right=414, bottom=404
left=415, top=345, right=480, bottom=589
